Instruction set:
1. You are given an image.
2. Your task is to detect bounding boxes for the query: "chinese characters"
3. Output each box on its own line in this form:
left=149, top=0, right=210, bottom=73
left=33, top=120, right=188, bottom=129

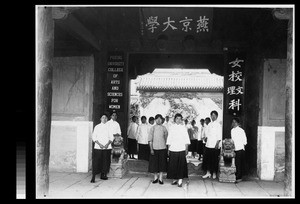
left=226, top=55, right=245, bottom=116
left=145, top=16, right=210, bottom=34
left=228, top=70, right=243, bottom=82
left=196, top=16, right=209, bottom=32
left=146, top=16, right=160, bottom=33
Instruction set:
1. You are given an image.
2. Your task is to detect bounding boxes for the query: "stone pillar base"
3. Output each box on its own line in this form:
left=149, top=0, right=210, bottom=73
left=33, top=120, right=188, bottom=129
left=218, top=166, right=236, bottom=183
left=187, top=160, right=204, bottom=175
left=108, top=158, right=128, bottom=178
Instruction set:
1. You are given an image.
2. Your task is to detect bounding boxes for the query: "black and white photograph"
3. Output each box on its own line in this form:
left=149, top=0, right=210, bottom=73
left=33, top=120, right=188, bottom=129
left=33, top=4, right=295, bottom=199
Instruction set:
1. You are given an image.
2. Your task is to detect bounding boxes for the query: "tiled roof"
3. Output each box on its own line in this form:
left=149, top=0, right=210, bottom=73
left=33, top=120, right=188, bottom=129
left=136, top=69, right=223, bottom=91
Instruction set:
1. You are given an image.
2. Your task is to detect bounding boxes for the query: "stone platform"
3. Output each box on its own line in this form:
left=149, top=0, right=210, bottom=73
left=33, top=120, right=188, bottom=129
left=124, top=157, right=204, bottom=175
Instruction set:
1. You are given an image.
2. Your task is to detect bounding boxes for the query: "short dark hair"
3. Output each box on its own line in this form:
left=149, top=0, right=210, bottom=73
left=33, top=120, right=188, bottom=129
left=191, top=120, right=196, bottom=125
left=149, top=117, right=155, bottom=122
left=141, top=116, right=147, bottom=120
left=101, top=113, right=109, bottom=119
left=210, top=110, right=218, bottom=117
left=174, top=113, right=183, bottom=120
left=132, top=116, right=137, bottom=121
left=155, top=114, right=163, bottom=120
left=200, top=119, right=205, bottom=122
left=205, top=117, right=211, bottom=122
left=103, top=111, right=110, bottom=117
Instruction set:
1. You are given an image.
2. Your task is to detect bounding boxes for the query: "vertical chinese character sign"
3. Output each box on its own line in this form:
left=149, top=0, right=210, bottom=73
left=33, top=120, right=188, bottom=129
left=225, top=51, right=245, bottom=116
left=106, top=51, right=125, bottom=112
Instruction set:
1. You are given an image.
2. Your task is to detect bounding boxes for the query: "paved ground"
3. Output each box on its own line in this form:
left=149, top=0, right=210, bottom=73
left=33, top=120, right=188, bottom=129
left=45, top=171, right=287, bottom=199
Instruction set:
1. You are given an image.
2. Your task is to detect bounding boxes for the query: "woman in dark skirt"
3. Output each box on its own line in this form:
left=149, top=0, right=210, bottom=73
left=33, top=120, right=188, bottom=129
left=127, top=138, right=137, bottom=158
left=197, top=119, right=205, bottom=160
left=166, top=113, right=190, bottom=187
left=90, top=114, right=114, bottom=183
left=136, top=116, right=150, bottom=161
left=201, top=117, right=211, bottom=172
left=148, top=114, right=168, bottom=184
left=188, top=120, right=198, bottom=158
left=127, top=116, right=139, bottom=159
left=137, top=143, right=150, bottom=161
left=202, top=111, right=222, bottom=180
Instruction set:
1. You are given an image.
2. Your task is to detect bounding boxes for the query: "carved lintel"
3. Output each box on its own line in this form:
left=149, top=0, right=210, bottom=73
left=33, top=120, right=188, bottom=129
left=52, top=7, right=79, bottom=20
left=272, top=8, right=293, bottom=20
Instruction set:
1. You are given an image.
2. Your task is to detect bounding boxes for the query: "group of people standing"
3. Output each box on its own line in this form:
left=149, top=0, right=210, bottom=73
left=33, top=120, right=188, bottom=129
left=143, top=113, right=190, bottom=187
left=90, top=111, right=121, bottom=183
left=91, top=110, right=247, bottom=185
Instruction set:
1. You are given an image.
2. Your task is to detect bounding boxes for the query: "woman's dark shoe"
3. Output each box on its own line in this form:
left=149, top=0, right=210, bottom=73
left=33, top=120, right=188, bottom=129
left=171, top=181, right=178, bottom=185
left=101, top=173, right=108, bottom=180
left=159, top=179, right=164, bottom=185
left=90, top=176, right=95, bottom=183
left=152, top=179, right=158, bottom=184
left=177, top=183, right=182, bottom=187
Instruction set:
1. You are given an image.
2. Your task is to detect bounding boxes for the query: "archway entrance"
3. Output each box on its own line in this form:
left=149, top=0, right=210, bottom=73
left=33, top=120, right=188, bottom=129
left=127, top=53, right=225, bottom=129
left=130, top=68, right=223, bottom=124
left=124, top=53, right=226, bottom=172
left=130, top=68, right=223, bottom=161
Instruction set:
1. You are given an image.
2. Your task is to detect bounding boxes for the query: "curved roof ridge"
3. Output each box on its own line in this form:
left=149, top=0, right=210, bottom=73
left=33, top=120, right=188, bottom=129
left=136, top=69, right=223, bottom=91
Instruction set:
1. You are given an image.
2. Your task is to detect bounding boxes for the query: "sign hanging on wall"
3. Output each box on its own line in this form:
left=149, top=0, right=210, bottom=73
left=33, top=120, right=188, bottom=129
left=141, top=7, right=213, bottom=40
left=106, top=51, right=125, bottom=112
left=224, top=50, right=246, bottom=116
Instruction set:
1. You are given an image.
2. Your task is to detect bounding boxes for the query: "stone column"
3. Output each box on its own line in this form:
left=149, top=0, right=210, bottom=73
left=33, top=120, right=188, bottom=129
left=284, top=9, right=293, bottom=197
left=36, top=6, right=54, bottom=197
left=273, top=8, right=293, bottom=197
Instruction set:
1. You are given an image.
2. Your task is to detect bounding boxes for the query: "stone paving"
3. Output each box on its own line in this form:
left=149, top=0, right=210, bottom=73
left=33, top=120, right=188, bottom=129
left=45, top=171, right=286, bottom=199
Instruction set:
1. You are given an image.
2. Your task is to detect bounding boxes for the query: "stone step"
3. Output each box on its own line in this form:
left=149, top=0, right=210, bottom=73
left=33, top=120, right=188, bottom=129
left=126, top=159, right=149, bottom=173
left=125, top=157, right=204, bottom=176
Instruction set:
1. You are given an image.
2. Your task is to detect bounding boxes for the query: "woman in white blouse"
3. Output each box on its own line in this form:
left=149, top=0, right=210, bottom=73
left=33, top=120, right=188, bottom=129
left=166, top=113, right=190, bottom=187
left=231, top=117, right=247, bottom=182
left=136, top=116, right=150, bottom=161
left=90, top=114, right=114, bottom=183
left=202, top=111, right=222, bottom=179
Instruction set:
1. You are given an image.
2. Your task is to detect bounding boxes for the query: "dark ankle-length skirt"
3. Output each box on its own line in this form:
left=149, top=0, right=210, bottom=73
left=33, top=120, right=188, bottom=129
left=92, top=149, right=111, bottom=175
left=148, top=149, right=168, bottom=173
left=235, top=149, right=246, bottom=179
left=138, top=143, right=150, bottom=161
left=188, top=139, right=198, bottom=153
left=167, top=151, right=188, bottom=179
left=127, top=138, right=137, bottom=155
left=197, top=140, right=204, bottom=155
left=202, top=147, right=220, bottom=174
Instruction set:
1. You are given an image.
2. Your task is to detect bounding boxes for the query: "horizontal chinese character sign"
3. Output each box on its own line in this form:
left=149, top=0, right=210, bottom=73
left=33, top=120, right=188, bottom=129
left=225, top=50, right=246, bottom=116
left=141, top=7, right=213, bottom=40
left=106, top=51, right=125, bottom=112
